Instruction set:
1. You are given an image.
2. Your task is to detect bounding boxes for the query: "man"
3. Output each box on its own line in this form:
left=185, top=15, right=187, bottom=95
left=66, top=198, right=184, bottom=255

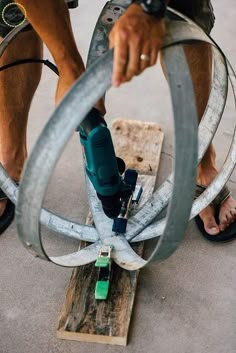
left=0, top=0, right=236, bottom=241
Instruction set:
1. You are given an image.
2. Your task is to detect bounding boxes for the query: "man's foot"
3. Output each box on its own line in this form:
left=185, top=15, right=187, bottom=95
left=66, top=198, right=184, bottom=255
left=198, top=169, right=236, bottom=236
left=199, top=195, right=236, bottom=235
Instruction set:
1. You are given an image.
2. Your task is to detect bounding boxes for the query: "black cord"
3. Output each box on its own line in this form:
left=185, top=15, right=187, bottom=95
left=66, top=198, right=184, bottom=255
left=0, top=58, right=59, bottom=75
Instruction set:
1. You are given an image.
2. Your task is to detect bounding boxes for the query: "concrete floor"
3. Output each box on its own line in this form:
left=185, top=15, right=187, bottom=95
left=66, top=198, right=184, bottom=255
left=1, top=1, right=236, bottom=352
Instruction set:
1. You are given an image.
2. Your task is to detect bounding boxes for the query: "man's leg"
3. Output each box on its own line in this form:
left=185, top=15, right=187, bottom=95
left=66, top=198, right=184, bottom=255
left=185, top=42, right=236, bottom=235
left=165, top=0, right=236, bottom=236
left=0, top=30, right=43, bottom=216
left=14, top=0, right=105, bottom=112
left=14, top=0, right=84, bottom=105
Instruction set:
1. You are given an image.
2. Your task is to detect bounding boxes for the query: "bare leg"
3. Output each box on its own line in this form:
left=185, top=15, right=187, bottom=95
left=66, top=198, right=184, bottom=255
left=14, top=0, right=105, bottom=112
left=161, top=42, right=236, bottom=235
left=184, top=43, right=236, bottom=234
left=0, top=30, right=43, bottom=215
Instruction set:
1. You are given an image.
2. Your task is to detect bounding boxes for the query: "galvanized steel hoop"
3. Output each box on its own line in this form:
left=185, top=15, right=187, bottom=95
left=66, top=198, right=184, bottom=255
left=0, top=1, right=235, bottom=269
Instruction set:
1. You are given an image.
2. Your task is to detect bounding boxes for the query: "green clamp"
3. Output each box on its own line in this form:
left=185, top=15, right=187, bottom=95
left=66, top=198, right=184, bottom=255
left=95, top=246, right=113, bottom=300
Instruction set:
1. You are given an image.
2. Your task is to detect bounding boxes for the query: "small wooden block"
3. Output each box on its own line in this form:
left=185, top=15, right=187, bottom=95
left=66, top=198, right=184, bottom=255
left=56, top=119, right=164, bottom=345
left=112, top=119, right=163, bottom=175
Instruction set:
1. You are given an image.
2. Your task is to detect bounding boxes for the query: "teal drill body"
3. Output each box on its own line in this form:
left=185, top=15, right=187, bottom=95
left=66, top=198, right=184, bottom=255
left=79, top=123, right=121, bottom=197
left=79, top=108, right=129, bottom=218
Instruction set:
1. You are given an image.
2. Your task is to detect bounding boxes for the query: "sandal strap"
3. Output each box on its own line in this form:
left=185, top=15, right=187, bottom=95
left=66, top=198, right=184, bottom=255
left=0, top=188, right=7, bottom=201
left=195, top=184, right=207, bottom=199
left=195, top=184, right=231, bottom=208
left=0, top=182, right=19, bottom=201
left=212, top=185, right=231, bottom=207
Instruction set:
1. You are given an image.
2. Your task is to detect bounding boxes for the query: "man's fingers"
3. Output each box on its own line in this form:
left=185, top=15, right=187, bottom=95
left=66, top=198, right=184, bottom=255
left=111, top=29, right=129, bottom=87
left=150, top=47, right=159, bottom=66
left=109, top=7, right=166, bottom=87
left=125, top=33, right=142, bottom=81
left=140, top=44, right=151, bottom=72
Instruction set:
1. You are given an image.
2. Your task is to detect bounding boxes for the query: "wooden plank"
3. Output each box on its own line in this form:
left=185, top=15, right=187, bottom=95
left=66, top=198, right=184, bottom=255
left=112, top=119, right=163, bottom=174
left=56, top=119, right=164, bottom=345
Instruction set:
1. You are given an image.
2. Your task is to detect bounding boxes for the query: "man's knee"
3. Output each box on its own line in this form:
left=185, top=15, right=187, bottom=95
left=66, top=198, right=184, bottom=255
left=0, top=30, right=43, bottom=66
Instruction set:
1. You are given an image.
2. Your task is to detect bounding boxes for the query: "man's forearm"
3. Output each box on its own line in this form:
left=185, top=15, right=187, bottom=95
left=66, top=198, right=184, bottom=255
left=15, top=0, right=84, bottom=74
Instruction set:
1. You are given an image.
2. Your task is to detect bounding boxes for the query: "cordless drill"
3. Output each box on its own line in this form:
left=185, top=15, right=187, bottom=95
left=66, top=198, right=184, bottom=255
left=79, top=108, right=132, bottom=219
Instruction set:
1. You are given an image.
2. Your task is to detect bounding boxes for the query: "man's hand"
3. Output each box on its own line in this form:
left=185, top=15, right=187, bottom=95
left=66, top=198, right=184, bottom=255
left=109, top=3, right=165, bottom=87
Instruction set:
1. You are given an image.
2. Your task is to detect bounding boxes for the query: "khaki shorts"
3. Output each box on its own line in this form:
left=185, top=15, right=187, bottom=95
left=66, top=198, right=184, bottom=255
left=0, top=0, right=79, bottom=37
left=169, top=0, right=215, bottom=34
left=0, top=0, right=215, bottom=38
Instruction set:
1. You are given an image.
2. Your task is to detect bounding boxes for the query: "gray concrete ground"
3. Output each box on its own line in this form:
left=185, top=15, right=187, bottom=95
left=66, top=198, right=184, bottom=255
left=1, top=1, right=236, bottom=352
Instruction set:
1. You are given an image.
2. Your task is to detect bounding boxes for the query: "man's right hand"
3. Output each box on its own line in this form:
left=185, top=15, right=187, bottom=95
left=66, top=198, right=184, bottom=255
left=109, top=3, right=166, bottom=87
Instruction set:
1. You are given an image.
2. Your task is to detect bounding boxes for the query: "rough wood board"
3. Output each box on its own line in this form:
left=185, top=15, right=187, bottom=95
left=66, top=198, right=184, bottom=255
left=112, top=119, right=163, bottom=174
left=57, top=119, right=164, bottom=345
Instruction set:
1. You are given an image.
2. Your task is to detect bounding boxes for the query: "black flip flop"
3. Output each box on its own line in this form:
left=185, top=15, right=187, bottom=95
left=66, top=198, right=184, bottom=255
left=195, top=184, right=236, bottom=242
left=0, top=188, right=15, bottom=235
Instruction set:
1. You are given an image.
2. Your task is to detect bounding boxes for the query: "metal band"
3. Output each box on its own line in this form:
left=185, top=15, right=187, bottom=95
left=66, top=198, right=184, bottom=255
left=0, top=1, right=234, bottom=269
left=15, top=7, right=198, bottom=269
left=0, top=0, right=99, bottom=244
left=0, top=166, right=99, bottom=243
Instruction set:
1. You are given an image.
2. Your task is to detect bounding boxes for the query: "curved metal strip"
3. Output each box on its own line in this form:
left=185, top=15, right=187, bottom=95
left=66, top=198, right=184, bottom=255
left=125, top=23, right=228, bottom=242
left=85, top=176, right=114, bottom=237
left=0, top=13, right=226, bottom=246
left=50, top=242, right=101, bottom=267
left=102, top=235, right=147, bottom=270
left=143, top=45, right=197, bottom=262
left=0, top=165, right=102, bottom=265
left=84, top=1, right=124, bottom=238
left=12, top=0, right=151, bottom=268
left=41, top=210, right=98, bottom=242
left=84, top=3, right=227, bottom=245
left=11, top=4, right=231, bottom=268
left=0, top=163, right=98, bottom=242
left=132, top=55, right=235, bottom=243
left=197, top=47, right=228, bottom=158
left=86, top=177, right=147, bottom=269
left=90, top=44, right=198, bottom=267
left=191, top=60, right=236, bottom=217
left=86, top=1, right=126, bottom=68
left=164, top=21, right=228, bottom=160
left=0, top=6, right=100, bottom=244
left=84, top=4, right=226, bottom=245
left=16, top=42, right=198, bottom=269
left=16, top=50, right=114, bottom=262
left=85, top=13, right=200, bottom=266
